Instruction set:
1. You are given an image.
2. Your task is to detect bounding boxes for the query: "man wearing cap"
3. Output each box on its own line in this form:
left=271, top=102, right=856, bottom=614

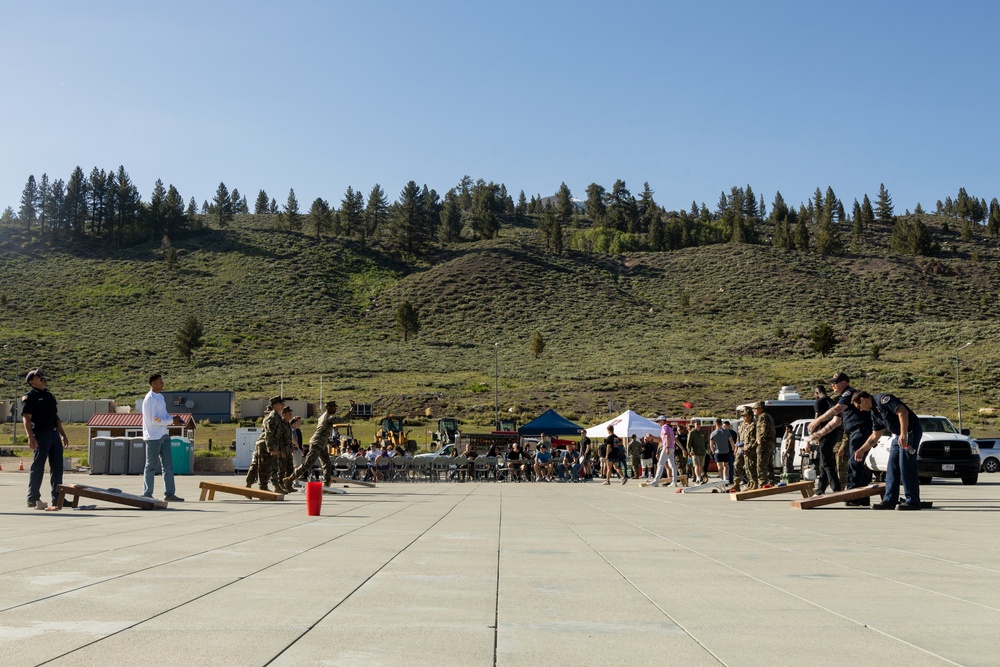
left=245, top=396, right=288, bottom=493
left=807, top=384, right=842, bottom=495
left=641, top=416, right=679, bottom=488
left=810, top=372, right=874, bottom=505
left=284, top=401, right=337, bottom=488
left=751, top=401, right=776, bottom=487
left=21, top=370, right=70, bottom=510
left=141, top=373, right=186, bottom=502
left=851, top=390, right=922, bottom=510
left=729, top=408, right=756, bottom=492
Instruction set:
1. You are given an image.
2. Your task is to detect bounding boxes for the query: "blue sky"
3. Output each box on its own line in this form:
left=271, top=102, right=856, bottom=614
left=2, top=0, right=998, bottom=217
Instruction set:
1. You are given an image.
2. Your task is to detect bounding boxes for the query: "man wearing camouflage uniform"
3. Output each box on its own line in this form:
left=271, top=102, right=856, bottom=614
left=245, top=396, right=288, bottom=493
left=730, top=409, right=756, bottom=492
left=277, top=406, right=296, bottom=489
left=752, top=401, right=776, bottom=487
left=284, top=401, right=337, bottom=488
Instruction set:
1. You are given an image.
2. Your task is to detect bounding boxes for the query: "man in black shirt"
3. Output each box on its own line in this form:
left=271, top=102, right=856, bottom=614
left=808, top=385, right=843, bottom=494
left=811, top=372, right=875, bottom=506
left=852, top=391, right=922, bottom=510
left=21, top=370, right=70, bottom=510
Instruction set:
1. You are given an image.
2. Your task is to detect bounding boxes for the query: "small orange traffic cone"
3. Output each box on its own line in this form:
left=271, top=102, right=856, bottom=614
left=19, top=460, right=25, bottom=471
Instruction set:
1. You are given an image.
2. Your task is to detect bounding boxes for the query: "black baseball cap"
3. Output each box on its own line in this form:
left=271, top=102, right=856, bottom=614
left=25, top=369, right=45, bottom=384
left=830, top=372, right=849, bottom=384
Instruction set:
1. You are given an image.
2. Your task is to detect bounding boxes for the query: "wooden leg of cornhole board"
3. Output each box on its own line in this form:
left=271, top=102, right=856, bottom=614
left=198, top=481, right=284, bottom=501
left=56, top=487, right=78, bottom=509
left=730, top=480, right=815, bottom=501
left=790, top=483, right=886, bottom=509
left=329, top=476, right=375, bottom=488
left=199, top=486, right=209, bottom=501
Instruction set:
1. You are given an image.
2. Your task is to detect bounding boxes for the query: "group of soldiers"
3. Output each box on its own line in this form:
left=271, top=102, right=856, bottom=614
left=730, top=400, right=776, bottom=492
left=245, top=396, right=338, bottom=493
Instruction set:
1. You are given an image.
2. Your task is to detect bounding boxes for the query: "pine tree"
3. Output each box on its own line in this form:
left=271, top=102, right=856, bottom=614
left=19, top=175, right=38, bottom=232
left=254, top=190, right=269, bottom=214
left=213, top=182, right=234, bottom=228
left=175, top=315, right=205, bottom=363
left=875, top=183, right=894, bottom=224
left=809, top=322, right=838, bottom=357
left=186, top=197, right=197, bottom=218
left=861, top=194, right=875, bottom=229
left=851, top=199, right=864, bottom=250
left=283, top=188, right=302, bottom=231
left=65, top=166, right=89, bottom=239
left=988, top=198, right=1000, bottom=238
left=556, top=182, right=574, bottom=225
left=794, top=214, right=810, bottom=251
left=438, top=191, right=462, bottom=243
left=395, top=301, right=420, bottom=342
left=164, top=185, right=186, bottom=238
left=339, top=186, right=363, bottom=237
left=585, top=183, right=607, bottom=225
left=363, top=184, right=389, bottom=243
left=308, top=197, right=333, bottom=239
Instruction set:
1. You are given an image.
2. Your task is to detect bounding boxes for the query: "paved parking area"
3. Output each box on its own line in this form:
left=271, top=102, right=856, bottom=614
left=2, top=472, right=999, bottom=666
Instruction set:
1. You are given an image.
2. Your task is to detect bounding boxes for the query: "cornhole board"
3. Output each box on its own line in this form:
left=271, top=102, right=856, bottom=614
left=790, top=483, right=886, bottom=509
left=293, top=482, right=347, bottom=495
left=56, top=484, right=167, bottom=510
left=199, top=481, right=284, bottom=501
left=679, top=479, right=729, bottom=493
left=731, top=480, right=815, bottom=501
left=329, top=476, right=375, bottom=488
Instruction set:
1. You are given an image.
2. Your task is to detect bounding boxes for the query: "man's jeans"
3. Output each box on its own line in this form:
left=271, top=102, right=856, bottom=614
left=143, top=434, right=175, bottom=497
left=28, top=429, right=63, bottom=505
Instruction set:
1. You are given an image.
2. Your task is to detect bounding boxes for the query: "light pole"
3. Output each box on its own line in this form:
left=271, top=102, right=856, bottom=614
left=956, top=341, right=973, bottom=433
left=493, top=343, right=499, bottom=430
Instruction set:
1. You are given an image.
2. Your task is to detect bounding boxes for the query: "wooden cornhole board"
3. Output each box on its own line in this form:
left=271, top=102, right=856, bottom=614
left=199, top=481, right=284, bottom=501
left=679, top=479, right=729, bottom=493
left=56, top=484, right=167, bottom=510
left=790, top=483, right=886, bottom=509
left=730, top=480, right=815, bottom=501
left=329, top=476, right=375, bottom=488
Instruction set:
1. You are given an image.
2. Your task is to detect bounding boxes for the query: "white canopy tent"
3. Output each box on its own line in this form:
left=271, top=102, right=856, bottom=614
left=585, top=410, right=661, bottom=440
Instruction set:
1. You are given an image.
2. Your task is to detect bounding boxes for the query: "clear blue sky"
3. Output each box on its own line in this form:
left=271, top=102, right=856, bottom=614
left=2, top=0, right=998, bottom=217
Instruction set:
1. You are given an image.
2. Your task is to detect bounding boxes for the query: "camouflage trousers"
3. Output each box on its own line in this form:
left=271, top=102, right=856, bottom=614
left=835, top=431, right=849, bottom=487
left=735, top=447, right=757, bottom=487
left=755, top=444, right=775, bottom=486
left=245, top=442, right=274, bottom=490
left=290, top=444, right=333, bottom=484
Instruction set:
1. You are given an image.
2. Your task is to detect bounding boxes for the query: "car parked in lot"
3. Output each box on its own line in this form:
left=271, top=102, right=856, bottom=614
left=863, top=415, right=980, bottom=485
left=976, top=438, right=1000, bottom=474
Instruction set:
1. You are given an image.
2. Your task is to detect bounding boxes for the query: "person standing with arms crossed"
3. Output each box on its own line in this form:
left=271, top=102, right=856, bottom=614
left=22, top=369, right=70, bottom=511
left=142, top=373, right=185, bottom=502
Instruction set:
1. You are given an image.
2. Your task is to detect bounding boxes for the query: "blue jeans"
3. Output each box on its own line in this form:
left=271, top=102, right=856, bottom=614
left=28, top=429, right=63, bottom=505
left=883, top=432, right=921, bottom=506
left=143, top=434, right=175, bottom=497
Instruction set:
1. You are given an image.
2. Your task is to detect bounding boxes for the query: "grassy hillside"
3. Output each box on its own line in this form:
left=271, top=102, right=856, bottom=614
left=1, top=215, right=998, bottom=436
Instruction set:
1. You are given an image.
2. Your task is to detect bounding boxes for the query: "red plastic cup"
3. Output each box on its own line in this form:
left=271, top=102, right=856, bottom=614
left=305, top=482, right=323, bottom=516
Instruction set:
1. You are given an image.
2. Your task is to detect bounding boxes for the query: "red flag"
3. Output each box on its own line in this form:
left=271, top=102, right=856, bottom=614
left=682, top=401, right=695, bottom=409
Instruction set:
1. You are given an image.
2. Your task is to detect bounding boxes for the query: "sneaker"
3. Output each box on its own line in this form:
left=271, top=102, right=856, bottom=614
left=641, top=481, right=658, bottom=488
left=621, top=475, right=628, bottom=485
left=845, top=499, right=865, bottom=507
left=897, top=502, right=921, bottom=511
left=164, top=495, right=185, bottom=502
left=669, top=482, right=678, bottom=488
left=871, top=502, right=896, bottom=510
left=602, top=480, right=610, bottom=485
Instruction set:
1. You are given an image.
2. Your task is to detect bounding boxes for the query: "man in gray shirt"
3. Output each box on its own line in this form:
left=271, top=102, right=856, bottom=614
left=709, top=418, right=734, bottom=484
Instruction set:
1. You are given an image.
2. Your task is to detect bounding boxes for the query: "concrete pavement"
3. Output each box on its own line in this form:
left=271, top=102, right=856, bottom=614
left=2, top=472, right=999, bottom=666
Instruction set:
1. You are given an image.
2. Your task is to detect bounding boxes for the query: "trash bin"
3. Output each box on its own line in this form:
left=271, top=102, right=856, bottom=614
left=109, top=438, right=129, bottom=474
left=170, top=437, right=193, bottom=475
left=89, top=437, right=111, bottom=475
left=128, top=437, right=147, bottom=475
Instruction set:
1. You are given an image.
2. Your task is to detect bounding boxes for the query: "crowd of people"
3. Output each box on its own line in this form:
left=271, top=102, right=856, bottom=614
left=20, top=368, right=925, bottom=512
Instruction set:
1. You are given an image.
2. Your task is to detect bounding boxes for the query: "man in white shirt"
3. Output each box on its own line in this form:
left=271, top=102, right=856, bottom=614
left=142, top=373, right=185, bottom=502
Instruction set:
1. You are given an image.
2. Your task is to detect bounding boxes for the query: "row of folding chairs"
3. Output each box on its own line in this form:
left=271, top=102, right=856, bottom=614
left=313, top=455, right=516, bottom=482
